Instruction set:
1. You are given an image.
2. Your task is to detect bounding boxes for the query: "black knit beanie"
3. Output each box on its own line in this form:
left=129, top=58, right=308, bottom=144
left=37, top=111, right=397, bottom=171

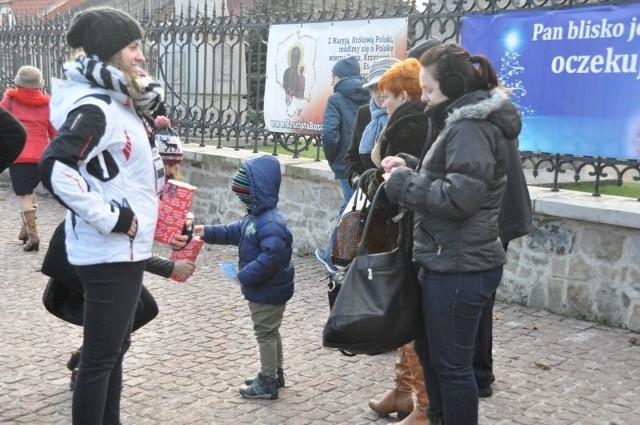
left=66, top=7, right=143, bottom=61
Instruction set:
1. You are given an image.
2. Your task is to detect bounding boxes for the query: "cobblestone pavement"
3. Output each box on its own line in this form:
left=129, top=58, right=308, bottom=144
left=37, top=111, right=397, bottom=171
left=1, top=185, right=640, bottom=425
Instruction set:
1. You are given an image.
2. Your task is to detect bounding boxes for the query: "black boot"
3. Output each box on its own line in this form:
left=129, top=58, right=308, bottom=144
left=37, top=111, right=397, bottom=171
left=70, top=368, right=78, bottom=391
left=66, top=349, right=81, bottom=371
left=427, top=413, right=444, bottom=425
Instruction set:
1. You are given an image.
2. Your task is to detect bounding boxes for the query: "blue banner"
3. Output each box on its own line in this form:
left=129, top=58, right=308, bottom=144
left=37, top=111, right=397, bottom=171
left=461, top=4, right=640, bottom=159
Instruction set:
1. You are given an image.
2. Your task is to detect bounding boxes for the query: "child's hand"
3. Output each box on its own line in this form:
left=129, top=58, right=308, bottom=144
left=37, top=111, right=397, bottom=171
left=194, top=225, right=205, bottom=238
left=220, top=262, right=238, bottom=281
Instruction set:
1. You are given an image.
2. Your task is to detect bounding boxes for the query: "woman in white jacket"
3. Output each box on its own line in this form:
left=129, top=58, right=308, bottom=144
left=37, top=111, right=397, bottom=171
left=39, top=7, right=166, bottom=424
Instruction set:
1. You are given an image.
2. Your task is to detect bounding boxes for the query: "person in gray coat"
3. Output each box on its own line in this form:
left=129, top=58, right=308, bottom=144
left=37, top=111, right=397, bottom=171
left=316, top=56, right=370, bottom=272
left=382, top=43, right=522, bottom=425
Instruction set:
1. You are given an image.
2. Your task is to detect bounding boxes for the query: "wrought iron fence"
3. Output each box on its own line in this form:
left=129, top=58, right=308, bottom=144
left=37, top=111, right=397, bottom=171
left=0, top=0, right=638, bottom=198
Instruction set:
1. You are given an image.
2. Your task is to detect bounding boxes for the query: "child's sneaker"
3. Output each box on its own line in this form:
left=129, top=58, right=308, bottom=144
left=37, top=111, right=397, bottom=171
left=244, top=368, right=285, bottom=388
left=239, top=372, right=278, bottom=400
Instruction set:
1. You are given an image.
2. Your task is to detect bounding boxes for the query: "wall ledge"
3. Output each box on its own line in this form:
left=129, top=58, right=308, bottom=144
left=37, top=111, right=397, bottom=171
left=529, top=186, right=640, bottom=230
left=185, top=146, right=640, bottom=230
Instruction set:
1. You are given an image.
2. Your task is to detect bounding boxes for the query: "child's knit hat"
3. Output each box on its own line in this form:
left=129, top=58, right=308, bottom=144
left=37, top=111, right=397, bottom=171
left=154, top=116, right=183, bottom=165
left=231, top=164, right=252, bottom=211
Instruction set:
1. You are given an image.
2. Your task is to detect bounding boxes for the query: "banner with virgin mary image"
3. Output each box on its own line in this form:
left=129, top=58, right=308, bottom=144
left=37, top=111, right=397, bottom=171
left=264, top=18, right=407, bottom=134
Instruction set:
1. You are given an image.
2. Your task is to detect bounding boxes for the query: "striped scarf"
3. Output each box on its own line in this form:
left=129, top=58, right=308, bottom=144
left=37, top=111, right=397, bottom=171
left=64, top=55, right=163, bottom=115
left=231, top=165, right=252, bottom=211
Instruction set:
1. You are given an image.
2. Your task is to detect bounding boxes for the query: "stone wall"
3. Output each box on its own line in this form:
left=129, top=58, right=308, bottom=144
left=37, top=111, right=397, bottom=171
left=502, top=216, right=640, bottom=331
left=183, top=147, right=345, bottom=257
left=180, top=147, right=640, bottom=332
left=5, top=146, right=638, bottom=332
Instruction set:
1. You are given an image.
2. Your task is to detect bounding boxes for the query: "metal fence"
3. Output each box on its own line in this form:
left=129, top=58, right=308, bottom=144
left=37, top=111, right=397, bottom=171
left=0, top=0, right=638, bottom=198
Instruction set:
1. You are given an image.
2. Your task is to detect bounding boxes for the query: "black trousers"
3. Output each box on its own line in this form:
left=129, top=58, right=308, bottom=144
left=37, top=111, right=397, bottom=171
left=473, top=291, right=495, bottom=388
left=132, top=285, right=159, bottom=332
left=72, top=261, right=145, bottom=425
left=473, top=242, right=509, bottom=388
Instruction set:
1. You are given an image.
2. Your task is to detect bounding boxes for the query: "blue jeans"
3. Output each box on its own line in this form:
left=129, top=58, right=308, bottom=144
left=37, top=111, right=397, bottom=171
left=337, top=179, right=354, bottom=217
left=73, top=261, right=145, bottom=425
left=415, top=266, right=503, bottom=425
left=323, top=179, right=354, bottom=263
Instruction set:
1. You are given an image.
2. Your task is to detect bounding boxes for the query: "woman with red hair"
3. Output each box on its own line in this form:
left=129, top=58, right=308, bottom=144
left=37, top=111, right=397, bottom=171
left=361, top=58, right=433, bottom=425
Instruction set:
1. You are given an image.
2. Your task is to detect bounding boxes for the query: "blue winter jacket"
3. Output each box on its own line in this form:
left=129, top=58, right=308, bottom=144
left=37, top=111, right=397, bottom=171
left=322, top=76, right=370, bottom=179
left=203, top=155, right=294, bottom=304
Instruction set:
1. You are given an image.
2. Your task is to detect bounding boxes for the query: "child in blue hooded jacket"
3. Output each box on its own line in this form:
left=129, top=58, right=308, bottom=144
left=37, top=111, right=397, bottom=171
left=194, top=155, right=294, bottom=400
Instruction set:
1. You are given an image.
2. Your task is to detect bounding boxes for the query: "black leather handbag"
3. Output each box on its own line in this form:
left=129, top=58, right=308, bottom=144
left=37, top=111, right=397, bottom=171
left=42, top=277, right=84, bottom=326
left=41, top=221, right=84, bottom=326
left=327, top=269, right=346, bottom=311
left=322, top=183, right=424, bottom=355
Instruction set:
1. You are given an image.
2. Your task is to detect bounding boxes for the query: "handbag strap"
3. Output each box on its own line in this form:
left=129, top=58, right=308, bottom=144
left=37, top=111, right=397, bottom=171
left=356, top=182, right=389, bottom=256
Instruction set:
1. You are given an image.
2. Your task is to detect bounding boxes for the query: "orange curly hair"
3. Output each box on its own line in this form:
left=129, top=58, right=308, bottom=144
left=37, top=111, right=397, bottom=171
left=377, top=58, right=422, bottom=99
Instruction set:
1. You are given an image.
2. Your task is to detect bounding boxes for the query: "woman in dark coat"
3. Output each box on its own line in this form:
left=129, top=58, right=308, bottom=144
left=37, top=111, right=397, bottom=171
left=363, top=58, right=431, bottom=424
left=383, top=43, right=523, bottom=425
left=344, top=58, right=400, bottom=190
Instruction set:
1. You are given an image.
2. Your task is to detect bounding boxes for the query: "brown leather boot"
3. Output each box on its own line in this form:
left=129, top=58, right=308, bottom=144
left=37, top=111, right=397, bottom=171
left=397, top=407, right=429, bottom=425
left=18, top=209, right=27, bottom=244
left=22, top=209, right=39, bottom=252
left=18, top=199, right=36, bottom=244
left=18, top=221, right=27, bottom=244
left=368, top=346, right=414, bottom=418
left=398, top=341, right=430, bottom=424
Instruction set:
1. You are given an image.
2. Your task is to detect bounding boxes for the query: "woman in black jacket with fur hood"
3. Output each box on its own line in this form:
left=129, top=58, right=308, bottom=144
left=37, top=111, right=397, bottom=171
left=383, top=43, right=524, bottom=425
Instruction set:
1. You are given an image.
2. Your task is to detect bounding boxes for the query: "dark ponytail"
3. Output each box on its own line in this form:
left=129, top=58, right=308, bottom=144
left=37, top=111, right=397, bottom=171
left=420, top=43, right=499, bottom=98
left=471, top=55, right=499, bottom=91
